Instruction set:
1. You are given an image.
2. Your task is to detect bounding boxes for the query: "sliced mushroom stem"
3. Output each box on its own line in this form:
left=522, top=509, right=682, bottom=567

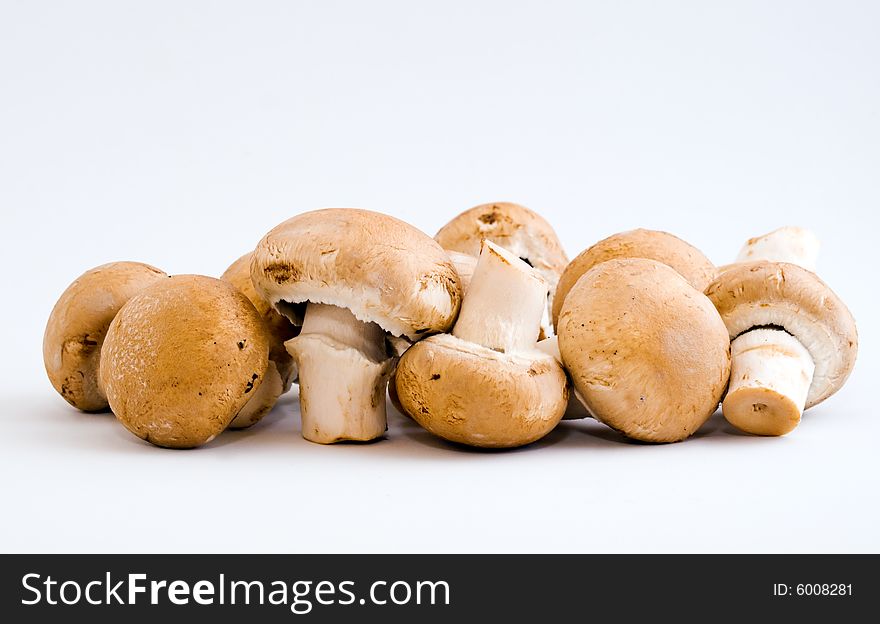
left=735, top=226, right=820, bottom=271
left=285, top=303, right=393, bottom=444
left=452, top=241, right=547, bottom=353
left=536, top=336, right=593, bottom=420
left=723, top=328, right=816, bottom=436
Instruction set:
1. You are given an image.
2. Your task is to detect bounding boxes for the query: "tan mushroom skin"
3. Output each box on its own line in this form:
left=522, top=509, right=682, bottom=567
left=395, top=241, right=567, bottom=448
left=251, top=208, right=461, bottom=444
left=553, top=229, right=716, bottom=330
left=43, top=261, right=168, bottom=412
left=558, top=258, right=730, bottom=443
left=221, top=251, right=299, bottom=428
left=100, top=275, right=270, bottom=449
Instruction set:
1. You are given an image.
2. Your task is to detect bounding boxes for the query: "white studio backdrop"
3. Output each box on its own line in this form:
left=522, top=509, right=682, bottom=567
left=1, top=1, right=878, bottom=553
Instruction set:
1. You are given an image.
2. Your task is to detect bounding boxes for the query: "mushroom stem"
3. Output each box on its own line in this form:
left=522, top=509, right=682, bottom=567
left=735, top=226, right=820, bottom=271
left=285, top=303, right=393, bottom=444
left=536, top=336, right=593, bottom=420
left=723, top=328, right=816, bottom=436
left=452, top=241, right=547, bottom=353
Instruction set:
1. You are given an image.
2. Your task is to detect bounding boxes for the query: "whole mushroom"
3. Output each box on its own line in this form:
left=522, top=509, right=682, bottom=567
left=43, top=261, right=168, bottom=411
left=100, top=275, right=270, bottom=449
left=705, top=262, right=857, bottom=436
left=558, top=258, right=731, bottom=443
left=435, top=201, right=568, bottom=338
left=251, top=208, right=461, bottom=444
left=221, top=252, right=299, bottom=428
left=395, top=241, right=568, bottom=448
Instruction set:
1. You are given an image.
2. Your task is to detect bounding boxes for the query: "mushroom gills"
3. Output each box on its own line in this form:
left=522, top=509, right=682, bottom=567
left=736, top=226, right=820, bottom=271
left=723, top=328, right=816, bottom=436
left=284, top=303, right=393, bottom=444
left=452, top=241, right=547, bottom=353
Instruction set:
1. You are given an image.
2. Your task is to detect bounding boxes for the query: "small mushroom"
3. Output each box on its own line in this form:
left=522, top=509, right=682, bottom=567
left=221, top=252, right=299, bottom=428
left=435, top=201, right=568, bottom=338
left=735, top=226, right=820, bottom=271
left=43, top=261, right=168, bottom=411
left=100, top=275, right=270, bottom=449
left=395, top=241, right=568, bottom=448
left=705, top=262, right=858, bottom=436
left=552, top=229, right=716, bottom=330
left=251, top=209, right=461, bottom=444
left=558, top=258, right=730, bottom=443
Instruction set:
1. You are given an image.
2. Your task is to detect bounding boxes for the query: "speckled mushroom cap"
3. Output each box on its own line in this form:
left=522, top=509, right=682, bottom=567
left=558, top=258, right=730, bottom=443
left=434, top=201, right=568, bottom=300
left=100, top=275, right=270, bottom=449
left=43, top=261, right=168, bottom=412
left=251, top=209, right=461, bottom=340
left=705, top=262, right=858, bottom=409
left=552, top=229, right=716, bottom=329
left=222, top=251, right=298, bottom=388
left=395, top=334, right=568, bottom=448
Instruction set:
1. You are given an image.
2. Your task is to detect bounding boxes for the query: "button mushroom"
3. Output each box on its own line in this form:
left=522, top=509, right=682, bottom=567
left=221, top=252, right=299, bottom=429
left=435, top=201, right=568, bottom=339
left=251, top=209, right=461, bottom=444
left=43, top=261, right=168, bottom=411
left=552, top=229, right=716, bottom=330
left=705, top=262, right=858, bottom=436
left=395, top=241, right=568, bottom=448
left=100, top=275, right=270, bottom=449
left=558, top=258, right=731, bottom=443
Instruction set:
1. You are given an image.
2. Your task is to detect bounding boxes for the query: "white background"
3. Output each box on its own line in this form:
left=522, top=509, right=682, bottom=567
left=1, top=1, right=877, bottom=553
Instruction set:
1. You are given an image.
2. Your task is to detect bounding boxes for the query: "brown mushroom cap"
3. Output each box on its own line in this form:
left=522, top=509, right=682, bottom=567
left=558, top=258, right=730, bottom=443
left=552, top=229, right=716, bottom=329
left=434, top=201, right=568, bottom=299
left=43, top=261, right=168, bottom=411
left=395, top=334, right=568, bottom=448
left=705, top=262, right=858, bottom=409
left=251, top=208, right=461, bottom=340
left=100, top=275, right=270, bottom=449
left=222, top=251, right=298, bottom=388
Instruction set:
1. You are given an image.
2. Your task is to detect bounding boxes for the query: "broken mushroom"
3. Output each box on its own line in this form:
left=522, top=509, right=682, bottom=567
left=251, top=208, right=461, bottom=444
left=100, top=275, right=270, bottom=449
left=43, top=261, right=168, bottom=411
left=395, top=241, right=568, bottom=448
left=558, top=258, right=730, bottom=443
left=552, top=229, right=716, bottom=329
left=705, top=262, right=858, bottom=436
left=435, top=201, right=568, bottom=338
left=221, top=252, right=299, bottom=428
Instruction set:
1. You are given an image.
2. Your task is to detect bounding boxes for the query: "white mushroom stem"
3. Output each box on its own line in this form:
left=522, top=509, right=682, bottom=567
left=446, top=251, right=477, bottom=296
left=723, top=328, right=816, bottom=436
left=536, top=336, right=593, bottom=420
left=736, top=226, right=820, bottom=272
left=452, top=241, right=547, bottom=353
left=285, top=303, right=393, bottom=444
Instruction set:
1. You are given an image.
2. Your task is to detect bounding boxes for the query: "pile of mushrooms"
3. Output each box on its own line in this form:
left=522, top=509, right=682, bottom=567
left=43, top=206, right=858, bottom=450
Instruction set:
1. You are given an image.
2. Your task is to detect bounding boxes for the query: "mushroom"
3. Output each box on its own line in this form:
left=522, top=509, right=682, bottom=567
left=395, top=241, right=568, bottom=448
left=221, top=252, right=299, bottom=428
left=43, top=261, right=168, bottom=411
left=557, top=258, right=730, bottom=443
left=435, top=201, right=568, bottom=338
left=734, top=226, right=820, bottom=271
left=552, top=229, right=716, bottom=330
left=251, top=208, right=461, bottom=444
left=100, top=275, right=270, bottom=449
left=705, top=262, right=858, bottom=436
